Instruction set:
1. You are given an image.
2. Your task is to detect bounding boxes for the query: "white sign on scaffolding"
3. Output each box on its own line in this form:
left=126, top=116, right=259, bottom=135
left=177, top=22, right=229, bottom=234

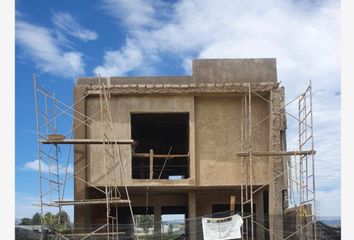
left=202, top=214, right=243, bottom=240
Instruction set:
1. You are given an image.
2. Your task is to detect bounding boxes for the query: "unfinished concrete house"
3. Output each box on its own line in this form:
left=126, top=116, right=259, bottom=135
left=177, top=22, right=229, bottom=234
left=34, top=58, right=316, bottom=240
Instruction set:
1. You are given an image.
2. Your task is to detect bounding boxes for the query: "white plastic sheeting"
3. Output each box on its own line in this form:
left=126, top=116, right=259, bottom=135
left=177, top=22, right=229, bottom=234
left=202, top=214, right=243, bottom=240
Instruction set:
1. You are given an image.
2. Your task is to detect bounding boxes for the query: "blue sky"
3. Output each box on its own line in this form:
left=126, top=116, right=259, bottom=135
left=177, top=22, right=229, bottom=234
left=15, top=0, right=340, bottom=220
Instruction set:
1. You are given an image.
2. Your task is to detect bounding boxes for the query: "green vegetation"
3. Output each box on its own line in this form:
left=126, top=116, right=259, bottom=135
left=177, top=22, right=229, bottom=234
left=19, top=218, right=32, bottom=225
left=140, top=215, right=154, bottom=234
left=19, top=210, right=72, bottom=233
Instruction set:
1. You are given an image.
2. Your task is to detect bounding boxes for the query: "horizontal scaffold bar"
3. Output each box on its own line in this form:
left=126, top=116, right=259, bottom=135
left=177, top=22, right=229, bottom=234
left=53, top=198, right=131, bottom=206
left=236, top=150, right=316, bottom=157
left=132, top=153, right=189, bottom=158
left=57, top=232, right=125, bottom=237
left=40, top=139, right=134, bottom=145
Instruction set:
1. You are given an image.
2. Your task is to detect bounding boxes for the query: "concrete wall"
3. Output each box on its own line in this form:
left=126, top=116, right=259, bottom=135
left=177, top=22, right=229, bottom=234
left=195, top=190, right=238, bottom=216
left=190, top=58, right=276, bottom=83
left=195, top=96, right=269, bottom=186
left=85, top=95, right=195, bottom=186
left=84, top=94, right=271, bottom=187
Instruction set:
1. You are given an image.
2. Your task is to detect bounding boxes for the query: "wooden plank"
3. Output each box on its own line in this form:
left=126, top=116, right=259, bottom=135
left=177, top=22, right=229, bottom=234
left=47, top=134, right=65, bottom=141
left=236, top=150, right=316, bottom=157
left=149, top=149, right=154, bottom=180
left=132, top=165, right=187, bottom=169
left=53, top=198, right=130, bottom=206
left=132, top=153, right=189, bottom=158
left=40, top=139, right=134, bottom=145
left=230, top=195, right=236, bottom=212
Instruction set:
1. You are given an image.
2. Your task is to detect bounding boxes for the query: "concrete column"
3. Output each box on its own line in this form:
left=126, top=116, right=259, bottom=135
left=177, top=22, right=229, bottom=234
left=73, top=85, right=90, bottom=231
left=255, top=191, right=265, bottom=240
left=154, top=205, right=161, bottom=240
left=268, top=89, right=286, bottom=239
left=188, top=191, right=197, bottom=240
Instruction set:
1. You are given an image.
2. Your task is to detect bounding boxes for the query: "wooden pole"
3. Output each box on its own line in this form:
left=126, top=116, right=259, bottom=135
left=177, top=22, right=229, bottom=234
left=230, top=195, right=236, bottom=213
left=149, top=149, right=154, bottom=179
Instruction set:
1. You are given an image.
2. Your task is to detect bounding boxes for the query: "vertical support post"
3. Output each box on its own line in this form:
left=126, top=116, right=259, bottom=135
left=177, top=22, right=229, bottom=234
left=188, top=191, right=197, bottom=240
left=150, top=149, right=154, bottom=179
left=255, top=191, right=265, bottom=240
left=299, top=94, right=304, bottom=205
left=248, top=83, right=254, bottom=240
left=298, top=93, right=305, bottom=238
left=44, top=94, right=52, bottom=208
left=99, top=79, right=111, bottom=240
left=230, top=195, right=236, bottom=213
left=53, top=93, right=62, bottom=229
left=154, top=205, right=161, bottom=240
left=33, top=74, right=44, bottom=240
left=309, top=81, right=317, bottom=240
left=115, top=202, right=119, bottom=240
left=240, top=93, right=245, bottom=239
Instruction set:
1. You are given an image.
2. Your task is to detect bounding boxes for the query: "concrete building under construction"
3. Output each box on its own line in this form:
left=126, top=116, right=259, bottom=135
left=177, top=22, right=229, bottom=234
left=34, top=58, right=316, bottom=240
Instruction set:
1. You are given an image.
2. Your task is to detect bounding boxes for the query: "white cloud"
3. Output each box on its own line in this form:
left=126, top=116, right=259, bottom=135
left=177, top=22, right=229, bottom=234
left=101, top=0, right=158, bottom=29
left=96, top=0, right=339, bottom=88
left=16, top=20, right=85, bottom=78
left=96, top=0, right=341, bottom=217
left=52, top=11, right=98, bottom=41
left=94, top=39, right=143, bottom=76
left=23, top=159, right=73, bottom=174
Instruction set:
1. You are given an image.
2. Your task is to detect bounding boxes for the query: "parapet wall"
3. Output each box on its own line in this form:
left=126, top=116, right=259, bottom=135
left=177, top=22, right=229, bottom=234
left=77, top=58, right=277, bottom=85
left=192, top=58, right=277, bottom=83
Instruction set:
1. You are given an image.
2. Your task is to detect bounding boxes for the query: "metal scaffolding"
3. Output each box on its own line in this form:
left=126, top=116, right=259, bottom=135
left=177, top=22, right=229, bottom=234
left=33, top=75, right=137, bottom=240
left=239, top=82, right=316, bottom=240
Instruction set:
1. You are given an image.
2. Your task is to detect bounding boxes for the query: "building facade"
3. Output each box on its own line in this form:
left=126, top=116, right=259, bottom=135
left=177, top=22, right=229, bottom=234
left=73, top=59, right=288, bottom=239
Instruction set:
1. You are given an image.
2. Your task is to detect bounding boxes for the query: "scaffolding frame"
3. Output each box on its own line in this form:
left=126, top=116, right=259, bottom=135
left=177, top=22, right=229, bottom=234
left=33, top=75, right=138, bottom=240
left=33, top=73, right=316, bottom=240
left=239, top=82, right=316, bottom=240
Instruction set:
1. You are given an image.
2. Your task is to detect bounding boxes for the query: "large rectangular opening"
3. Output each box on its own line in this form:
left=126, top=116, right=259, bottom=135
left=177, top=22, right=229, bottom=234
left=161, top=206, right=187, bottom=239
left=131, top=113, right=190, bottom=179
left=111, top=206, right=154, bottom=239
